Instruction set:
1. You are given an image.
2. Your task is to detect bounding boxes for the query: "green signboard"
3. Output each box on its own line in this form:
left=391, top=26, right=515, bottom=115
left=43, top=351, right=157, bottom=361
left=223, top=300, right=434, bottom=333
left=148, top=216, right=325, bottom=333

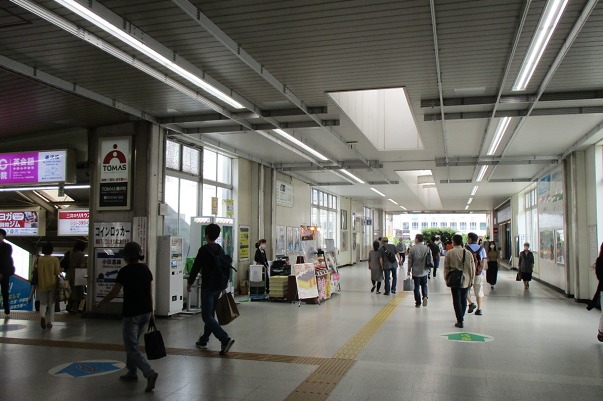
left=441, top=332, right=494, bottom=343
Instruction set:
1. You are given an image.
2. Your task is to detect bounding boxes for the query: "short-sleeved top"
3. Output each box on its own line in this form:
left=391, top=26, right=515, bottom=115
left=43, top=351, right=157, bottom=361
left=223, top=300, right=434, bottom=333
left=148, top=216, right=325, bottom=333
left=395, top=241, right=406, bottom=253
left=466, top=243, right=487, bottom=275
left=379, top=244, right=398, bottom=270
left=36, top=255, right=61, bottom=291
left=115, top=263, right=153, bottom=317
left=368, top=250, right=381, bottom=270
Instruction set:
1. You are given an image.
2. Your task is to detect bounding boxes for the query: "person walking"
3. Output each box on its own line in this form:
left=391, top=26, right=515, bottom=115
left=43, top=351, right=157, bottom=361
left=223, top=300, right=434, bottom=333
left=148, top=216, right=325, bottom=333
left=408, top=234, right=432, bottom=307
left=368, top=240, right=384, bottom=293
left=63, top=240, right=87, bottom=313
left=0, top=229, right=15, bottom=316
left=379, top=237, right=400, bottom=295
left=465, top=232, right=486, bottom=315
left=396, top=238, right=407, bottom=266
left=30, top=243, right=60, bottom=329
left=254, top=239, right=270, bottom=294
left=444, top=234, right=475, bottom=328
left=94, top=242, right=159, bottom=392
left=427, top=236, right=441, bottom=278
left=187, top=223, right=235, bottom=355
left=486, top=241, right=499, bottom=289
left=518, top=242, right=535, bottom=289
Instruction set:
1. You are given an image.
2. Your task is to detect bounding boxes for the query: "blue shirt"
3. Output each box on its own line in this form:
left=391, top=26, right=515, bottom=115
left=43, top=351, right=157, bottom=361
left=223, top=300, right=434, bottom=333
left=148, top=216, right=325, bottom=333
left=466, top=243, right=487, bottom=275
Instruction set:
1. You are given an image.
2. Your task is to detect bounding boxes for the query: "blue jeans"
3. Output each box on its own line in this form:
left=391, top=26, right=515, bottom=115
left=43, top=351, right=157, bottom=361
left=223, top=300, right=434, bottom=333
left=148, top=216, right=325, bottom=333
left=384, top=268, right=397, bottom=294
left=199, top=289, right=229, bottom=343
left=122, top=313, right=154, bottom=378
left=413, top=276, right=428, bottom=304
left=451, top=287, right=470, bottom=323
left=433, top=258, right=440, bottom=277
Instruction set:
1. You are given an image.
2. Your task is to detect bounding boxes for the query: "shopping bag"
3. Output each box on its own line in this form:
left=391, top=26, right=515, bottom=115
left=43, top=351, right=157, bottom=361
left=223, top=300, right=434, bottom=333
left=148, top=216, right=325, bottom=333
left=144, top=318, right=167, bottom=360
left=403, top=277, right=414, bottom=291
left=216, top=292, right=239, bottom=325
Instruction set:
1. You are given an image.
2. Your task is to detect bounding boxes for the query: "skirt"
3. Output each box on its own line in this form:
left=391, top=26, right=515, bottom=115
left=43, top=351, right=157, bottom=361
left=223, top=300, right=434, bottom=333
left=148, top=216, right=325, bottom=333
left=370, top=268, right=384, bottom=282
left=521, top=272, right=532, bottom=282
left=486, top=261, right=498, bottom=285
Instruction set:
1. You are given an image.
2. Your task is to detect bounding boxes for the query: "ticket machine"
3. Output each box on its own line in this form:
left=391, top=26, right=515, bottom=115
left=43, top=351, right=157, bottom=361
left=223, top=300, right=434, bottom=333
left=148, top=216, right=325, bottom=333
left=156, top=236, right=184, bottom=316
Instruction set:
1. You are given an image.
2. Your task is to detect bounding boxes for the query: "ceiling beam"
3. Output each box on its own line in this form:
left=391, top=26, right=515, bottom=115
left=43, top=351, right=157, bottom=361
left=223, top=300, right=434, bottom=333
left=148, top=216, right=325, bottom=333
left=274, top=161, right=382, bottom=171
left=184, top=119, right=339, bottom=134
left=424, top=106, right=603, bottom=121
left=421, top=90, right=603, bottom=108
left=439, top=178, right=532, bottom=184
left=435, top=156, right=559, bottom=167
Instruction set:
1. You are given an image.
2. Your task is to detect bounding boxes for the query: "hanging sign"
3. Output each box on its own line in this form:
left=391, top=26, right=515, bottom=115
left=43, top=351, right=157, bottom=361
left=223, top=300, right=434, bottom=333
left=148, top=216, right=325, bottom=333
left=211, top=197, right=219, bottom=215
left=0, top=209, right=45, bottom=236
left=58, top=210, right=89, bottom=236
left=223, top=199, right=234, bottom=218
left=93, top=222, right=132, bottom=248
left=98, top=137, right=131, bottom=210
left=0, top=149, right=75, bottom=185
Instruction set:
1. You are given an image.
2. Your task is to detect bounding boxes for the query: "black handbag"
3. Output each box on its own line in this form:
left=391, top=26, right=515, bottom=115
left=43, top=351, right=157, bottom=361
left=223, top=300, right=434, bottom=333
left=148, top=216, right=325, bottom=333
left=425, top=249, right=434, bottom=269
left=445, top=250, right=466, bottom=288
left=144, top=318, right=167, bottom=360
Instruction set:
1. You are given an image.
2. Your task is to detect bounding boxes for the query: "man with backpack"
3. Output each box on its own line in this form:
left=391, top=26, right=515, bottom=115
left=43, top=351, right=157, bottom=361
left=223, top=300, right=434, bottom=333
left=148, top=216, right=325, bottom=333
left=408, top=234, right=432, bottom=307
left=465, top=232, right=487, bottom=316
left=187, top=223, right=235, bottom=355
left=379, top=237, right=400, bottom=296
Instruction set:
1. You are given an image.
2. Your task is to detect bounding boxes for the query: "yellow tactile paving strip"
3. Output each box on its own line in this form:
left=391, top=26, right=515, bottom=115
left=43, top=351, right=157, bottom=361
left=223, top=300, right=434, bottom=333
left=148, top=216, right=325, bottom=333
left=0, top=293, right=406, bottom=401
left=285, top=293, right=406, bottom=401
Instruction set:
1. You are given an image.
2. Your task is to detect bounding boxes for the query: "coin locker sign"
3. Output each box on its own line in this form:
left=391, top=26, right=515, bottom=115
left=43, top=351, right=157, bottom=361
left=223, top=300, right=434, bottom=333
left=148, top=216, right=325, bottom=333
left=98, top=137, right=131, bottom=210
left=93, top=222, right=131, bottom=248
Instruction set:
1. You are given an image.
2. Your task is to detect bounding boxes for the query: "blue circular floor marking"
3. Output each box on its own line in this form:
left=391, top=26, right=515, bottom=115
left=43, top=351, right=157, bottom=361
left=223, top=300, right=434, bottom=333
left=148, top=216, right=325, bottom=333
left=441, top=332, right=494, bottom=343
left=0, top=324, right=27, bottom=332
left=49, top=360, right=125, bottom=378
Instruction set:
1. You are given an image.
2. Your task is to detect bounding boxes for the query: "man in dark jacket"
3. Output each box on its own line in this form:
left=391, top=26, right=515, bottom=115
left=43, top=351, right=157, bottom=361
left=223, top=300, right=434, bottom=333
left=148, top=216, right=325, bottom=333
left=187, top=223, right=235, bottom=355
left=427, top=236, right=441, bottom=278
left=0, top=229, right=15, bottom=316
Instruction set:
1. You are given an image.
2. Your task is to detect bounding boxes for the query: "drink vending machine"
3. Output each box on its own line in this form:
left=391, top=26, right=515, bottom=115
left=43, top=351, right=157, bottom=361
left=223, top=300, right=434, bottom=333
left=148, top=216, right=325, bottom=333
left=156, top=236, right=184, bottom=316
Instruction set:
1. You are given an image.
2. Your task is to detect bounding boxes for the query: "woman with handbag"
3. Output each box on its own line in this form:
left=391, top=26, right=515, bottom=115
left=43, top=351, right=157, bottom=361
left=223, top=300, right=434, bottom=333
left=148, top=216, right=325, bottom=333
left=486, top=242, right=499, bottom=289
left=444, top=235, right=475, bottom=328
left=29, top=243, right=60, bottom=329
left=518, top=243, right=535, bottom=289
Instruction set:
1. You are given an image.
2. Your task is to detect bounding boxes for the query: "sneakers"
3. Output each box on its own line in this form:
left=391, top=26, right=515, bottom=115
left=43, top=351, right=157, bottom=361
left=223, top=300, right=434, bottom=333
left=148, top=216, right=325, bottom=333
left=195, top=338, right=208, bottom=349
left=145, top=372, right=158, bottom=392
left=40, top=317, right=46, bottom=329
left=415, top=303, right=421, bottom=307
left=391, top=291, right=396, bottom=294
left=119, top=374, right=138, bottom=382
left=455, top=322, right=464, bottom=328
left=220, top=338, right=235, bottom=355
left=422, top=297, right=428, bottom=307
left=598, top=331, right=603, bottom=342
left=468, top=303, right=477, bottom=314
left=383, top=292, right=390, bottom=296
left=475, top=309, right=483, bottom=316
left=376, top=291, right=381, bottom=294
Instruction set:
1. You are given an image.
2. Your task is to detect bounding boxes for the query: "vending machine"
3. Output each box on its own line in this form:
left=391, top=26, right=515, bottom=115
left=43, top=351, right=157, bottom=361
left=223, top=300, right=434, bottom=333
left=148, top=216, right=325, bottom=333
left=156, top=236, right=184, bottom=316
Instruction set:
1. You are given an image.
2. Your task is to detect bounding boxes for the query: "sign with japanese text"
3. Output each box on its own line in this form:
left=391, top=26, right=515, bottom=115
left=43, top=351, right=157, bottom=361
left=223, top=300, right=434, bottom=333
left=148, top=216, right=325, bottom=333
left=0, top=275, right=33, bottom=311
left=0, top=150, right=74, bottom=185
left=94, top=249, right=125, bottom=303
left=0, top=209, right=45, bottom=236
left=239, top=225, right=249, bottom=260
left=98, top=137, right=131, bottom=210
left=211, top=197, right=218, bottom=215
left=93, top=222, right=131, bottom=248
left=132, top=217, right=148, bottom=258
left=58, top=210, right=89, bottom=236
left=223, top=199, right=234, bottom=218
left=276, top=180, right=294, bottom=207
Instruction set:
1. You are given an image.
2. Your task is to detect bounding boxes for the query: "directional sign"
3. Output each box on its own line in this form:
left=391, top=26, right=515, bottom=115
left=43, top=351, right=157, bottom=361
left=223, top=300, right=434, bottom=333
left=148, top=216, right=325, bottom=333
left=441, top=332, right=494, bottom=343
left=49, top=360, right=125, bottom=378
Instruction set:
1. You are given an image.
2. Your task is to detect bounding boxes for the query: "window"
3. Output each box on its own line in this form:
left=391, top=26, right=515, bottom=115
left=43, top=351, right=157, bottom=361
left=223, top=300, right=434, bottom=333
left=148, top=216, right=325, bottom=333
left=412, top=222, right=419, bottom=230
left=440, top=222, right=447, bottom=228
left=431, top=222, right=437, bottom=228
left=470, top=222, right=477, bottom=230
left=450, top=222, right=458, bottom=230
left=421, top=222, right=428, bottom=229
left=403, top=222, right=409, bottom=230
left=480, top=222, right=487, bottom=231
left=311, top=189, right=338, bottom=248
left=460, top=222, right=467, bottom=231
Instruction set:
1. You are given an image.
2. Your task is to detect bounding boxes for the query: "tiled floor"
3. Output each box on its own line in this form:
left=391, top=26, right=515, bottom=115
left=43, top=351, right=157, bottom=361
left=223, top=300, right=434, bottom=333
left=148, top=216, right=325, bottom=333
left=0, top=261, right=601, bottom=401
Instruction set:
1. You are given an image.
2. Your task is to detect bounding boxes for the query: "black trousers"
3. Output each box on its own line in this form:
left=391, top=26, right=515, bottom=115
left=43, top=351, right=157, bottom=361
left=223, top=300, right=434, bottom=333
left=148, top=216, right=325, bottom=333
left=451, top=287, right=469, bottom=323
left=1, top=274, right=10, bottom=314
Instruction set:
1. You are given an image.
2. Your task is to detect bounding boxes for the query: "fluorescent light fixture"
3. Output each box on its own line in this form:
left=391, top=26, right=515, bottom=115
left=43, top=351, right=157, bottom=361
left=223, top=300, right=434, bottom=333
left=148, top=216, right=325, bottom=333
left=512, top=0, right=569, bottom=91
left=399, top=205, right=407, bottom=210
left=465, top=205, right=469, bottom=210
left=471, top=186, right=479, bottom=196
left=273, top=129, right=329, bottom=161
left=53, top=0, right=244, bottom=109
left=338, top=169, right=365, bottom=184
left=487, top=117, right=511, bottom=155
left=467, top=197, right=473, bottom=205
left=0, top=184, right=90, bottom=192
left=388, top=198, right=398, bottom=205
left=370, top=187, right=386, bottom=197
left=476, top=165, right=488, bottom=182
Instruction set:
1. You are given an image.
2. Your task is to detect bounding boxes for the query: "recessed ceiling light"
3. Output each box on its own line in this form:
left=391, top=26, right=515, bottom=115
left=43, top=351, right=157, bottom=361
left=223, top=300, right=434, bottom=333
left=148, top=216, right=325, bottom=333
left=471, top=186, right=479, bottom=196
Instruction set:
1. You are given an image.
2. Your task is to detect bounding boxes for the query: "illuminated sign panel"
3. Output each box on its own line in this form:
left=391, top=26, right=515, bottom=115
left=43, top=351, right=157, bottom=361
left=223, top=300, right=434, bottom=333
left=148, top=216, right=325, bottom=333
left=0, top=150, right=75, bottom=185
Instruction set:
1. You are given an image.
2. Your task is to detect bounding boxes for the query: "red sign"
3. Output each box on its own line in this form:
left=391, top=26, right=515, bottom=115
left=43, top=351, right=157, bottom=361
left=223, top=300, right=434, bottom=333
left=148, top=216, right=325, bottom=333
left=58, top=210, right=90, bottom=236
left=0, top=210, right=44, bottom=236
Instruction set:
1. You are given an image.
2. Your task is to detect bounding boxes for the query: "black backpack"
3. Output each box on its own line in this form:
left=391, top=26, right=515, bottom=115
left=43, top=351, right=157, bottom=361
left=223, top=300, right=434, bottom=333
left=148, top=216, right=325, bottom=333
left=384, top=247, right=396, bottom=263
left=211, top=249, right=237, bottom=290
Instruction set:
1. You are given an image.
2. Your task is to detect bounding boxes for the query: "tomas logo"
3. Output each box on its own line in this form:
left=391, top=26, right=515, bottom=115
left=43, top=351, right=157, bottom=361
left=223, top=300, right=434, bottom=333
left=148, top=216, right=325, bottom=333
left=102, top=144, right=127, bottom=172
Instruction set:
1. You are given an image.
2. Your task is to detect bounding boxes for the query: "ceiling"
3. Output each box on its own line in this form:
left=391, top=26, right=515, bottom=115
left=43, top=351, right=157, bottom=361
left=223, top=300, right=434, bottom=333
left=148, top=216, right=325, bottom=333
left=1, top=0, right=603, bottom=214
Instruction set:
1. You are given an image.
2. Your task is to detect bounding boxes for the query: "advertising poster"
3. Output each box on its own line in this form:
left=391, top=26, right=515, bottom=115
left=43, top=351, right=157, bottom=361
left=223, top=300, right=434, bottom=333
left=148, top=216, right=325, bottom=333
left=301, top=225, right=316, bottom=241
left=239, top=225, right=249, bottom=260
left=287, top=226, right=294, bottom=253
left=132, top=217, right=148, bottom=258
left=341, top=231, right=348, bottom=252
left=223, top=199, right=234, bottom=218
left=276, top=180, right=294, bottom=207
left=0, top=209, right=45, bottom=236
left=98, top=137, right=131, bottom=210
left=0, top=150, right=72, bottom=185
left=211, top=197, right=219, bottom=215
left=0, top=275, right=33, bottom=311
left=94, top=249, right=125, bottom=302
left=276, top=225, right=286, bottom=255
left=294, top=263, right=318, bottom=300
left=93, top=222, right=132, bottom=248
left=58, top=210, right=89, bottom=236
left=221, top=224, right=234, bottom=257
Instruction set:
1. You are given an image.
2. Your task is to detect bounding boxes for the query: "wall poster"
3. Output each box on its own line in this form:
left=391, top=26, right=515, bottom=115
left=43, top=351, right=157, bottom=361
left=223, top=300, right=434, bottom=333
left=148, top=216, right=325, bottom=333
left=239, top=225, right=249, bottom=261
left=276, top=180, right=294, bottom=207
left=94, top=249, right=126, bottom=303
left=276, top=225, right=286, bottom=255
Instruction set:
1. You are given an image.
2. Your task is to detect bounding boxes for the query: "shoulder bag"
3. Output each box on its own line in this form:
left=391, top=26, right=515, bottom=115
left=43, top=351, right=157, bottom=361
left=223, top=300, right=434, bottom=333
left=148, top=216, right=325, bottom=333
left=144, top=318, right=167, bottom=360
left=445, top=250, right=466, bottom=288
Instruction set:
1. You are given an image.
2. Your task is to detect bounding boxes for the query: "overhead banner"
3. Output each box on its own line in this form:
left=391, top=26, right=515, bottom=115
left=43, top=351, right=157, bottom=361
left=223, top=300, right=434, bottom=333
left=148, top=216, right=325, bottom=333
left=58, top=210, right=89, bottom=236
left=0, top=209, right=45, bottom=236
left=0, top=149, right=75, bottom=185
left=98, top=137, right=131, bottom=210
